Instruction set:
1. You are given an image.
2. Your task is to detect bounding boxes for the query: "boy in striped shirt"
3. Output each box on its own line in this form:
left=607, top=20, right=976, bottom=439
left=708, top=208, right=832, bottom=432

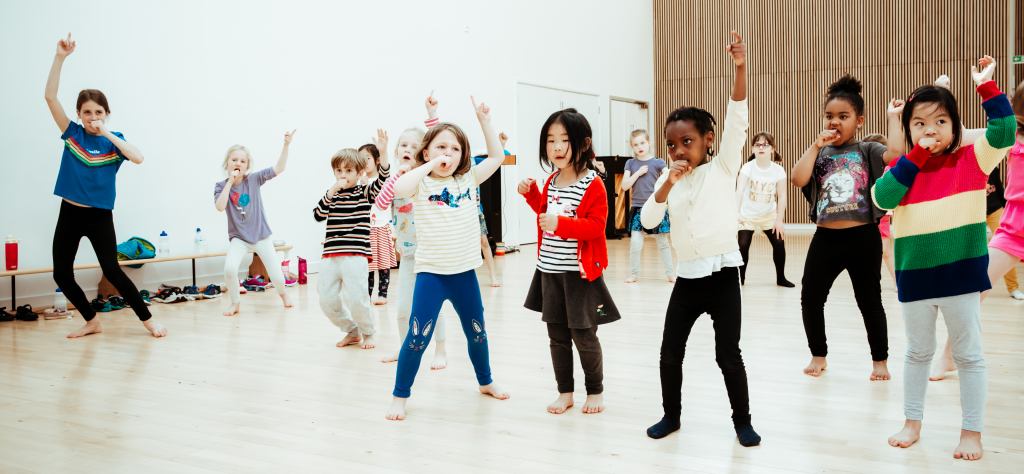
left=314, top=140, right=390, bottom=349
left=872, top=56, right=1014, bottom=461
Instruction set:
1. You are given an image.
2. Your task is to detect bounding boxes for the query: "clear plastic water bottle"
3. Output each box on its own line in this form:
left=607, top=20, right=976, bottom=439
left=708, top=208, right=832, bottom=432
left=159, top=231, right=170, bottom=256
left=195, top=228, right=208, bottom=253
left=54, top=289, right=67, bottom=312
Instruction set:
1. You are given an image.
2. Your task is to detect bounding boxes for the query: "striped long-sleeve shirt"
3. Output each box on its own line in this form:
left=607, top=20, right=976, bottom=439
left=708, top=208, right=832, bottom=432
left=870, top=81, right=1016, bottom=302
left=314, top=165, right=389, bottom=258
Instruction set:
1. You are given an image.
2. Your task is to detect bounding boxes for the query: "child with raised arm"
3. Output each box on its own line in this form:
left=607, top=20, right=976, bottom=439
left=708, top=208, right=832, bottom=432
left=313, top=131, right=390, bottom=349
left=621, top=129, right=674, bottom=283
left=45, top=34, right=166, bottom=338
left=520, top=108, right=620, bottom=415
left=874, top=56, right=1013, bottom=461
left=215, top=131, right=297, bottom=316
left=359, top=143, right=396, bottom=305
left=386, top=97, right=509, bottom=421
left=641, top=32, right=759, bottom=447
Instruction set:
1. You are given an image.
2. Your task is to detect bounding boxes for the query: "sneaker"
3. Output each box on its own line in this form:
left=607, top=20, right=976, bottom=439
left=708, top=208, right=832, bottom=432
left=91, top=298, right=112, bottom=312
left=1011, top=290, right=1024, bottom=300
left=107, top=295, right=127, bottom=310
left=182, top=285, right=202, bottom=299
left=239, top=281, right=247, bottom=294
left=140, top=290, right=153, bottom=306
left=152, top=288, right=190, bottom=304
left=15, top=305, right=38, bottom=321
left=201, top=284, right=222, bottom=298
left=43, top=309, right=74, bottom=320
left=285, top=278, right=297, bottom=287
left=0, top=307, right=13, bottom=322
left=244, top=284, right=266, bottom=292
left=243, top=276, right=269, bottom=287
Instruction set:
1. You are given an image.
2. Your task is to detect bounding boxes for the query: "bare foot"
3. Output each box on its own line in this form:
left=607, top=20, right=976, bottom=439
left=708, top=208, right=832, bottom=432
left=336, top=335, right=361, bottom=347
left=67, top=319, right=102, bottom=338
left=479, top=383, right=510, bottom=400
left=870, top=360, right=891, bottom=381
left=374, top=297, right=387, bottom=306
left=547, top=393, right=574, bottom=414
left=430, top=350, right=447, bottom=370
left=888, top=419, right=921, bottom=448
left=223, top=302, right=240, bottom=316
left=386, top=396, right=407, bottom=420
left=280, top=293, right=294, bottom=308
left=929, top=358, right=957, bottom=381
left=361, top=335, right=376, bottom=349
left=142, top=320, right=168, bottom=338
left=381, top=350, right=399, bottom=363
left=954, top=430, right=983, bottom=460
left=582, top=394, right=604, bottom=414
left=804, top=356, right=827, bottom=376
left=624, top=276, right=638, bottom=283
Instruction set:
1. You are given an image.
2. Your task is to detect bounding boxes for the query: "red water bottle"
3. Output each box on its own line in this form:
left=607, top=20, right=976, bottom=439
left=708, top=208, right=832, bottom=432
left=5, top=235, right=18, bottom=271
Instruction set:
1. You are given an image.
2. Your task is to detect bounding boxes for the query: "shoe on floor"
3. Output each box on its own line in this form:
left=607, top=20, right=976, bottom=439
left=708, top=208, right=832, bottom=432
left=1010, top=290, right=1024, bottom=300
left=107, top=295, right=127, bottom=310
left=43, top=309, right=74, bottom=320
left=285, top=278, right=297, bottom=287
left=243, top=276, right=269, bottom=287
left=182, top=285, right=202, bottom=299
left=0, top=307, right=13, bottom=322
left=139, top=290, right=153, bottom=306
left=15, top=305, right=38, bottom=321
left=201, top=284, right=222, bottom=298
left=91, top=298, right=112, bottom=312
left=238, top=281, right=247, bottom=294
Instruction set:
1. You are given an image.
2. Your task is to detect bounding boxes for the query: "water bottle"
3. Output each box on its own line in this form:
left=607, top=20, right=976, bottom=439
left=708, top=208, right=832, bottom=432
left=54, top=289, right=67, bottom=312
left=194, top=228, right=208, bottom=254
left=5, top=235, right=17, bottom=270
left=159, top=231, right=170, bottom=256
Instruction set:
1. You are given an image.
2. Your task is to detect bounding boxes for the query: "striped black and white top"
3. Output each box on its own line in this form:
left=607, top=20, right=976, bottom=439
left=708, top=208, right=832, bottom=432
left=313, top=165, right=388, bottom=258
left=538, top=170, right=596, bottom=273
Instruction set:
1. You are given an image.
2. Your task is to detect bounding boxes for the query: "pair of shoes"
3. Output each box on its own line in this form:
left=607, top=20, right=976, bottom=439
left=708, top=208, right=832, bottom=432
left=0, top=307, right=13, bottom=322
left=91, top=298, right=112, bottom=312
left=15, top=305, right=38, bottom=321
left=140, top=290, right=153, bottom=306
left=43, top=309, right=74, bottom=320
left=182, top=285, right=202, bottom=299
left=152, top=287, right=194, bottom=304
left=200, top=284, right=222, bottom=298
left=1010, top=290, right=1024, bottom=300
left=243, top=276, right=269, bottom=288
left=106, top=295, right=127, bottom=310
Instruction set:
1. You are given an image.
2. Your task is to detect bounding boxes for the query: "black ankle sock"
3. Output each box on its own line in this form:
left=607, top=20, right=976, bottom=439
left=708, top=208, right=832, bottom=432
left=777, top=277, right=795, bottom=288
left=647, top=417, right=681, bottom=439
left=735, top=423, right=761, bottom=446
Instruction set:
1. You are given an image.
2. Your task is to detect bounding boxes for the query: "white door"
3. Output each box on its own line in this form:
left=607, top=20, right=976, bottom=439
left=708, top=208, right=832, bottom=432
left=610, top=99, right=649, bottom=156
left=560, top=90, right=602, bottom=156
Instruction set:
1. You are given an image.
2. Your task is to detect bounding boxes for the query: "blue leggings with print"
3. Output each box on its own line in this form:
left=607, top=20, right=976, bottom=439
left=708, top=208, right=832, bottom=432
left=393, top=270, right=493, bottom=398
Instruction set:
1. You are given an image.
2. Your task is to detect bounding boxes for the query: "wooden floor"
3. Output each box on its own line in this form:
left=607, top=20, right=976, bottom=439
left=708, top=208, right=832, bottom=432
left=1, top=233, right=1022, bottom=474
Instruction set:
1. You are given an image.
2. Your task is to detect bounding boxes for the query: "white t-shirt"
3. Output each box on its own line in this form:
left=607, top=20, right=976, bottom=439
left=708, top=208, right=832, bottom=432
left=739, top=160, right=787, bottom=219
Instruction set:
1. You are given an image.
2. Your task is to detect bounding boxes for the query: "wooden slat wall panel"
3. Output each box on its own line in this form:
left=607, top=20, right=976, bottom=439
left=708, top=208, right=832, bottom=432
left=654, top=0, right=1012, bottom=224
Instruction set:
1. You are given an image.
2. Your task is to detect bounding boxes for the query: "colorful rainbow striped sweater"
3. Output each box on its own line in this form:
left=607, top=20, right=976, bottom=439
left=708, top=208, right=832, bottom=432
left=871, top=81, right=1016, bottom=303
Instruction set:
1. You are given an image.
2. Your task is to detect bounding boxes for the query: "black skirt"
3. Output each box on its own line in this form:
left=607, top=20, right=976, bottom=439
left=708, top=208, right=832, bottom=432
left=524, top=269, right=621, bottom=329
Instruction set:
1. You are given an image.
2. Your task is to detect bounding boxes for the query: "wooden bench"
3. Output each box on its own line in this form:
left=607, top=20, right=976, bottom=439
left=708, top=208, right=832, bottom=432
left=1, top=245, right=293, bottom=307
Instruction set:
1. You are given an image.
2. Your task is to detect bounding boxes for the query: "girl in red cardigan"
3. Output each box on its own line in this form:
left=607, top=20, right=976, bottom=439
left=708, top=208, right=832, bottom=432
left=519, top=108, right=620, bottom=415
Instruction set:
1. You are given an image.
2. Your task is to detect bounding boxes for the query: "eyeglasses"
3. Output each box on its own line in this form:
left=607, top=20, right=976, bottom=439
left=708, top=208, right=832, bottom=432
left=753, top=143, right=772, bottom=149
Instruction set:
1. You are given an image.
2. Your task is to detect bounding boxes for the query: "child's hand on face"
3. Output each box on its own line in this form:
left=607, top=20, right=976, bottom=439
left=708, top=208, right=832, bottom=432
left=666, top=160, right=693, bottom=184
left=471, top=96, right=491, bottom=124
left=397, top=164, right=411, bottom=176
left=56, top=33, right=75, bottom=58
left=518, top=178, right=536, bottom=194
left=887, top=98, right=905, bottom=117
left=815, top=129, right=840, bottom=148
left=89, top=120, right=109, bottom=135
left=538, top=213, right=558, bottom=232
left=372, top=129, right=389, bottom=153
left=726, top=30, right=745, bottom=66
left=331, top=178, right=349, bottom=195
left=971, top=55, right=996, bottom=86
left=918, top=137, right=939, bottom=152
left=283, top=129, right=297, bottom=145
left=425, top=90, right=439, bottom=114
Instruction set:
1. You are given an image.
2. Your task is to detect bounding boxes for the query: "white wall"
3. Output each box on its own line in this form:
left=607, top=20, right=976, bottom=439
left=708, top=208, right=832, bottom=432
left=0, top=0, right=654, bottom=308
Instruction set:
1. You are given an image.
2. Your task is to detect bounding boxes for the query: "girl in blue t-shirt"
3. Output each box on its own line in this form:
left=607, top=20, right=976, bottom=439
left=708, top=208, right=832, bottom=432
left=44, top=34, right=167, bottom=338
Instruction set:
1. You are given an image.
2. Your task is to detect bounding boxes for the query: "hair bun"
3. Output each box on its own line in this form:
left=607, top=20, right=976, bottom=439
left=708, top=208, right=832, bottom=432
left=827, top=74, right=862, bottom=97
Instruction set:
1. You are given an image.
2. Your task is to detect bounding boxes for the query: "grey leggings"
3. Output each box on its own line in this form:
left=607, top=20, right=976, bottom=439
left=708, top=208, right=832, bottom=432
left=902, top=293, right=986, bottom=432
left=630, top=231, right=673, bottom=278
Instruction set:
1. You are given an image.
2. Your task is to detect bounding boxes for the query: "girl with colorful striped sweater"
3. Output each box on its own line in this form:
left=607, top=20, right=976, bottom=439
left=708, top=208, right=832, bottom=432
left=873, top=56, right=1014, bottom=461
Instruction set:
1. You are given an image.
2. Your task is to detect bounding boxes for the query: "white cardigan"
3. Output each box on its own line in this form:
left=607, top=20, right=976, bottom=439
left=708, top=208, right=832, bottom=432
left=641, top=99, right=748, bottom=262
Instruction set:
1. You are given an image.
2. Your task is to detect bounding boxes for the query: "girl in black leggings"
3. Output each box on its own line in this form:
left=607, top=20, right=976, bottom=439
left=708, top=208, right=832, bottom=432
left=735, top=131, right=793, bottom=287
left=44, top=34, right=166, bottom=338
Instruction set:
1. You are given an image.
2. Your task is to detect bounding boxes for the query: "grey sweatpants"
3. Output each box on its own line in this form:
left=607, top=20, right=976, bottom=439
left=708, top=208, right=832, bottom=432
left=318, top=256, right=375, bottom=337
left=396, top=254, right=446, bottom=343
left=629, top=231, right=673, bottom=278
left=902, top=292, right=986, bottom=432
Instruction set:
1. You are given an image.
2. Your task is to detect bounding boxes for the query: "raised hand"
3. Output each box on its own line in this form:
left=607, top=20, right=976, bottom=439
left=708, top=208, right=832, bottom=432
left=471, top=95, right=491, bottom=124
left=971, top=55, right=996, bottom=86
left=372, top=129, right=389, bottom=152
left=726, top=31, right=745, bottom=66
left=499, top=132, right=508, bottom=148
left=666, top=160, right=693, bottom=184
left=518, top=178, right=536, bottom=194
left=539, top=213, right=559, bottom=232
left=887, top=99, right=905, bottom=117
left=284, top=129, right=297, bottom=145
left=918, top=137, right=939, bottom=152
left=934, top=75, right=951, bottom=89
left=815, top=129, right=839, bottom=148
left=425, top=90, right=439, bottom=115
left=56, top=33, right=76, bottom=57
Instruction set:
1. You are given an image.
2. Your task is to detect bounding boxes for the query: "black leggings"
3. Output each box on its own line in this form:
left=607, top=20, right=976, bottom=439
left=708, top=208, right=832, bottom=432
left=368, top=268, right=390, bottom=298
left=547, top=323, right=603, bottom=395
left=52, top=200, right=151, bottom=322
left=737, top=229, right=787, bottom=284
left=800, top=224, right=888, bottom=361
left=659, top=267, right=750, bottom=426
